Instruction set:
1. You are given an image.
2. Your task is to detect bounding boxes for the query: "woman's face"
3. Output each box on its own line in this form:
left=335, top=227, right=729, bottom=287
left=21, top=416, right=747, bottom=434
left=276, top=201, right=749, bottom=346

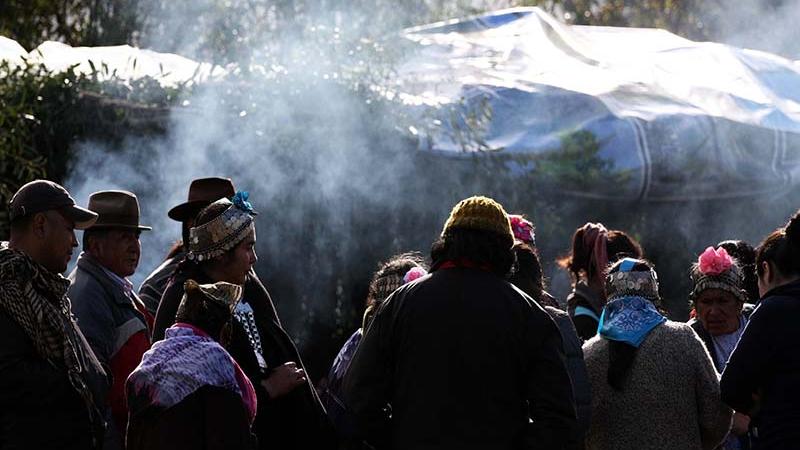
left=212, top=228, right=257, bottom=285
left=695, top=288, right=743, bottom=336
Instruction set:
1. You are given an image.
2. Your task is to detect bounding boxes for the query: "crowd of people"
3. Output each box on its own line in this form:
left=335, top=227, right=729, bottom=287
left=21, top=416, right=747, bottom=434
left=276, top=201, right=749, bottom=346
left=0, top=177, right=798, bottom=450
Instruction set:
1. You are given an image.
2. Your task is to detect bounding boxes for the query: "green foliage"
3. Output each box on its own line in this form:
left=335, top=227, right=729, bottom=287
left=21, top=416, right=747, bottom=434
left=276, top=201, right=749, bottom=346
left=0, top=0, right=140, bottom=50
left=0, top=57, right=182, bottom=238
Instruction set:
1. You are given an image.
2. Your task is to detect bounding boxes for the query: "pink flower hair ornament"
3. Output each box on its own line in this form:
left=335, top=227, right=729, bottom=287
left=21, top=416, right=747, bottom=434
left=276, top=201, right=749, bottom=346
left=698, top=246, right=734, bottom=276
left=403, top=266, right=428, bottom=284
left=509, top=215, right=536, bottom=246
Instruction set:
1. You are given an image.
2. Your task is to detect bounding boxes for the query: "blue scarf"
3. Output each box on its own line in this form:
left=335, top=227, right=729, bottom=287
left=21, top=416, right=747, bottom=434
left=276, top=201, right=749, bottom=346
left=598, top=296, right=666, bottom=347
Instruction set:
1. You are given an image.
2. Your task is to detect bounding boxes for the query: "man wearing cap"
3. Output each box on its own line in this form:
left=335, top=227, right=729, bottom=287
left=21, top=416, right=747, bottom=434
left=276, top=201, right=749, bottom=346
left=138, top=177, right=236, bottom=315
left=344, top=196, right=577, bottom=450
left=68, top=190, right=153, bottom=449
left=0, top=180, right=109, bottom=450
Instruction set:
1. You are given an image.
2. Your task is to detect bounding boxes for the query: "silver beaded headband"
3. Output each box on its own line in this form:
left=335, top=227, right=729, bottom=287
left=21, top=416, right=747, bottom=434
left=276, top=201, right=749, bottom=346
left=606, top=268, right=660, bottom=303
left=187, top=198, right=254, bottom=262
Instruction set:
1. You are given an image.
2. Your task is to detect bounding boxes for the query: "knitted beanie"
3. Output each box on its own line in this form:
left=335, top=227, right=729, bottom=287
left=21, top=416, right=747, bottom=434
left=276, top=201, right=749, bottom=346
left=441, top=196, right=513, bottom=242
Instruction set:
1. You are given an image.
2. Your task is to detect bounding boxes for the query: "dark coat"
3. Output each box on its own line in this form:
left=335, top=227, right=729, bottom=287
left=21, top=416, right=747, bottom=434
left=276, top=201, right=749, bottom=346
left=138, top=251, right=184, bottom=316
left=721, top=280, right=800, bottom=449
left=152, top=263, right=336, bottom=450
left=688, top=304, right=756, bottom=373
left=343, top=267, right=577, bottom=450
left=0, top=308, right=108, bottom=450
left=546, top=306, right=591, bottom=450
left=126, top=385, right=257, bottom=450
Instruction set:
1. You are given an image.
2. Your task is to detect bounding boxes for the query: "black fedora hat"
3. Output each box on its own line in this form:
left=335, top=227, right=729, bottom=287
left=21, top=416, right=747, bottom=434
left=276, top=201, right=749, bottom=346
left=168, top=177, right=236, bottom=222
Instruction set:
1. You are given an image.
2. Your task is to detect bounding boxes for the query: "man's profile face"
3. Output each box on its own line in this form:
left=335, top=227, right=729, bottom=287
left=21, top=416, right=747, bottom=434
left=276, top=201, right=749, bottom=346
left=40, top=210, right=78, bottom=274
left=91, top=229, right=142, bottom=278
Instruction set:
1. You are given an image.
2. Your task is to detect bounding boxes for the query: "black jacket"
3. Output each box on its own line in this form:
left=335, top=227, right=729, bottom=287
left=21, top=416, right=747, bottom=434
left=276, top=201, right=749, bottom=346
left=545, top=306, right=590, bottom=450
left=721, top=279, right=800, bottom=449
left=152, top=263, right=335, bottom=450
left=343, top=267, right=577, bottom=450
left=0, top=309, right=107, bottom=450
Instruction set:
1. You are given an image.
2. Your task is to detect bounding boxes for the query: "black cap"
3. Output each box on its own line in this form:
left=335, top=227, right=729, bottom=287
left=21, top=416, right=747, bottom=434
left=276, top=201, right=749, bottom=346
left=9, top=180, right=98, bottom=230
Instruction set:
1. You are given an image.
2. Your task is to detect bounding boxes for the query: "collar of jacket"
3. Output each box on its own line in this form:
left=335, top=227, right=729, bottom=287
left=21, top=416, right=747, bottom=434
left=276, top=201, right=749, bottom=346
left=435, top=259, right=493, bottom=272
left=76, top=252, right=138, bottom=308
left=761, top=278, right=800, bottom=301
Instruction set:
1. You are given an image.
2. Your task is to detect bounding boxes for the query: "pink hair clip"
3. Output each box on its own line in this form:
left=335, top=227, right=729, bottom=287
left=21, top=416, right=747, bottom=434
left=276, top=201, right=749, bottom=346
left=509, top=215, right=535, bottom=245
left=403, top=266, right=428, bottom=284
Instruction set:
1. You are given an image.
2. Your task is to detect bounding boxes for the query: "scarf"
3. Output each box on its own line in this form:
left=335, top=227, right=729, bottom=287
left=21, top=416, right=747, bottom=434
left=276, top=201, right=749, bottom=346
left=598, top=296, right=667, bottom=348
left=127, top=323, right=257, bottom=424
left=0, top=244, right=106, bottom=444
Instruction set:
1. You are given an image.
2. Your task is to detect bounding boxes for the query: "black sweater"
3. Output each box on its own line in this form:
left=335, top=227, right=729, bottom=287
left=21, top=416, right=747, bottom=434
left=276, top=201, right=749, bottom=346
left=721, top=279, right=800, bottom=449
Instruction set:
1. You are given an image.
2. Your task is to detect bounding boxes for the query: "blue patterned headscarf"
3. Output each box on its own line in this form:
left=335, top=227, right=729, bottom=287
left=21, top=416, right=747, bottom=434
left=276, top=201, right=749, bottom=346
left=598, top=258, right=666, bottom=347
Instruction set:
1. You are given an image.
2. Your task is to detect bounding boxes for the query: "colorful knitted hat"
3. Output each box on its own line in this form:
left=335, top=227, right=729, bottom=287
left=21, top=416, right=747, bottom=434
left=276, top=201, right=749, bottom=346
left=441, top=196, right=513, bottom=243
left=689, top=246, right=747, bottom=303
left=187, top=192, right=255, bottom=262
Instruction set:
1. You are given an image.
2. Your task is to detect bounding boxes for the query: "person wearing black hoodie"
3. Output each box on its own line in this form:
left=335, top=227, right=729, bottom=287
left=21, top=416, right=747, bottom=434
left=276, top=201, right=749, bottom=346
left=721, top=210, right=800, bottom=449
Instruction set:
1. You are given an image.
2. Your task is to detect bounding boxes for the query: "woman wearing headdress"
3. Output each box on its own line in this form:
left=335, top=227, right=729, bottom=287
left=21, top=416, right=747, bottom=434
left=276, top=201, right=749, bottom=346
left=688, top=246, right=755, bottom=449
left=126, top=280, right=257, bottom=449
left=320, top=252, right=428, bottom=445
left=722, top=210, right=800, bottom=449
left=559, top=223, right=643, bottom=340
left=152, top=192, right=335, bottom=450
left=583, top=258, right=731, bottom=450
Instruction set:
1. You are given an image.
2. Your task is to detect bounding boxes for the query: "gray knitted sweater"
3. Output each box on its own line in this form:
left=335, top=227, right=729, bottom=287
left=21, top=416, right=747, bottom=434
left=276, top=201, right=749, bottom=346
left=583, top=321, right=731, bottom=450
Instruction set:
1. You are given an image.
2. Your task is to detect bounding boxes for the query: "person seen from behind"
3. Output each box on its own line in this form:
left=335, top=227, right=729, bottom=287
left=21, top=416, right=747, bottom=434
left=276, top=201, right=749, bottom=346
left=583, top=257, right=731, bottom=450
left=344, top=196, right=576, bottom=450
left=721, top=210, right=800, bottom=449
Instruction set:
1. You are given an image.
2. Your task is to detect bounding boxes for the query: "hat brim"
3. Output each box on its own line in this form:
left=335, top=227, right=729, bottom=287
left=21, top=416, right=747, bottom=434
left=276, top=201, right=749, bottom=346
left=61, top=205, right=99, bottom=230
left=168, top=200, right=211, bottom=222
left=89, top=223, right=153, bottom=231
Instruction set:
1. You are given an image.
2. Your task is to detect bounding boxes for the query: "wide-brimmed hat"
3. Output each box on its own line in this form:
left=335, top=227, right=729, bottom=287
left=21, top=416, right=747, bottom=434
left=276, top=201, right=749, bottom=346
left=9, top=180, right=98, bottom=230
left=87, top=190, right=152, bottom=231
left=168, top=177, right=236, bottom=222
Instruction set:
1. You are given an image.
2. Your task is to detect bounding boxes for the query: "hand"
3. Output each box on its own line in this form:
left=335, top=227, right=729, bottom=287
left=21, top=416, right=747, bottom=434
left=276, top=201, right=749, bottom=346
left=731, top=412, right=750, bottom=436
left=261, top=362, right=307, bottom=398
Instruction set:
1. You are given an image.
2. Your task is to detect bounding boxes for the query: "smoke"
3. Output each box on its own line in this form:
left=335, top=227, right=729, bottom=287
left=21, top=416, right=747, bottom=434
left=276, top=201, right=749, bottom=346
left=63, top=1, right=800, bottom=378
left=709, top=0, right=800, bottom=60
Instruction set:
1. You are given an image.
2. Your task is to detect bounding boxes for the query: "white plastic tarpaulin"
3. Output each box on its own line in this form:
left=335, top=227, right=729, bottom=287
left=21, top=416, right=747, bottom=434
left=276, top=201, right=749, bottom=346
left=398, top=7, right=800, bottom=200
left=3, top=7, right=800, bottom=200
left=0, top=36, right=224, bottom=86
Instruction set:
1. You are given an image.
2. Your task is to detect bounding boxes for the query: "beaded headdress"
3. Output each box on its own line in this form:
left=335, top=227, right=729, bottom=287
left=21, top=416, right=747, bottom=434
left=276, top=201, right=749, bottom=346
left=605, top=258, right=660, bottom=304
left=187, top=192, right=255, bottom=262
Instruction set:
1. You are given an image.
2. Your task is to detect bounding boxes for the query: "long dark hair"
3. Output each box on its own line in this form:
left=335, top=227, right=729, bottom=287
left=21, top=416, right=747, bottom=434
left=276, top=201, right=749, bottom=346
left=717, top=239, right=759, bottom=303
left=430, top=228, right=515, bottom=277
left=605, top=258, right=656, bottom=391
left=509, top=242, right=544, bottom=298
left=756, top=210, right=800, bottom=281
